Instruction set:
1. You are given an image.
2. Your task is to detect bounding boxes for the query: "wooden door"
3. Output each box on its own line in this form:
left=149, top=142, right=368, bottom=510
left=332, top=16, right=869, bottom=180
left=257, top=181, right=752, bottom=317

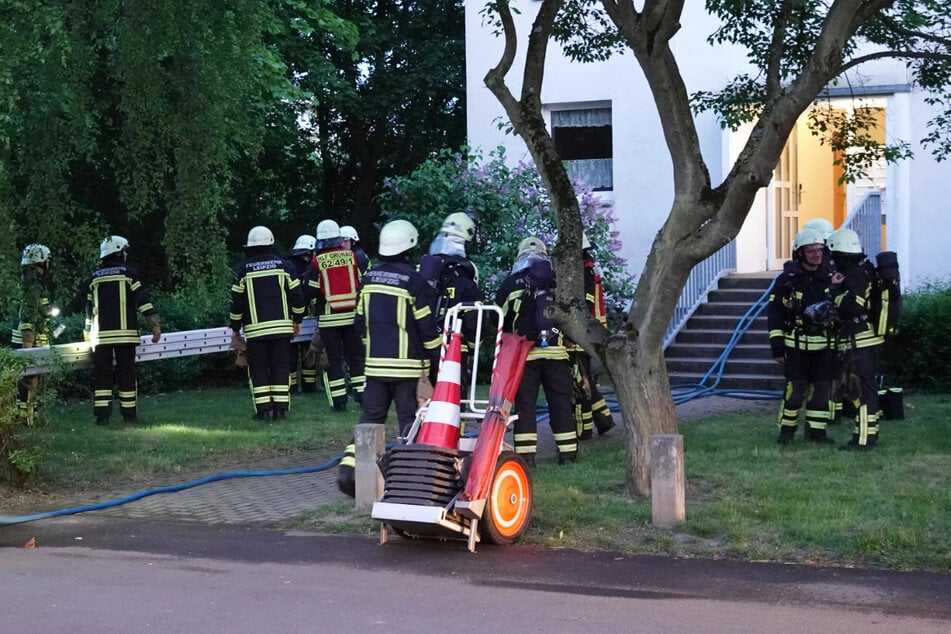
left=771, top=133, right=800, bottom=268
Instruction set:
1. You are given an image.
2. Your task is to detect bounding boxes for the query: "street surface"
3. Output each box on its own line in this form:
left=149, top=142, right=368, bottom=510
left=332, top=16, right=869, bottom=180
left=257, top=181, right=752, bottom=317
left=2, top=515, right=950, bottom=633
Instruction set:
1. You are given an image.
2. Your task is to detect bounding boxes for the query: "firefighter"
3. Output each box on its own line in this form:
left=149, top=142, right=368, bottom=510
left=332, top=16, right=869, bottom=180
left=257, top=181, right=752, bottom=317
left=828, top=227, right=883, bottom=450
left=12, top=244, right=54, bottom=420
left=496, top=236, right=577, bottom=466
left=336, top=219, right=442, bottom=496
left=570, top=233, right=615, bottom=439
left=84, top=236, right=161, bottom=425
left=767, top=227, right=836, bottom=444
left=230, top=226, right=305, bottom=421
left=418, top=212, right=483, bottom=384
left=340, top=225, right=370, bottom=274
left=313, top=219, right=365, bottom=411
left=289, top=234, right=320, bottom=392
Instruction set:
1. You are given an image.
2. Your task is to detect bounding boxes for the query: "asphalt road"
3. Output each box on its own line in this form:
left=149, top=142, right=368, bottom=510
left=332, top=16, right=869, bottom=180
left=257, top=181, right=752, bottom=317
left=2, top=515, right=950, bottom=633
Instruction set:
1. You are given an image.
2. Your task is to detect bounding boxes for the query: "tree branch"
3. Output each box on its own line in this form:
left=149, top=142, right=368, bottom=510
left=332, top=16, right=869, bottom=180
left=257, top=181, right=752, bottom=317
left=839, top=49, right=951, bottom=74
left=520, top=0, right=565, bottom=112
left=765, top=2, right=792, bottom=101
left=483, top=1, right=522, bottom=125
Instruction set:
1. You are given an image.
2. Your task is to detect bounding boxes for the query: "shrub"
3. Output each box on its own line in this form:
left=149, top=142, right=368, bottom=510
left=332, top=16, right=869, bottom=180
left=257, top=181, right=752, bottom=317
left=134, top=291, right=237, bottom=394
left=0, top=348, right=62, bottom=483
left=378, top=146, right=636, bottom=324
left=881, top=278, right=951, bottom=390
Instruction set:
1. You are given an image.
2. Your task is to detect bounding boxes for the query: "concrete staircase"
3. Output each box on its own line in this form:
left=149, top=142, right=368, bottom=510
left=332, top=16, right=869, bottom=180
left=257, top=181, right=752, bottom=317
left=665, top=272, right=784, bottom=392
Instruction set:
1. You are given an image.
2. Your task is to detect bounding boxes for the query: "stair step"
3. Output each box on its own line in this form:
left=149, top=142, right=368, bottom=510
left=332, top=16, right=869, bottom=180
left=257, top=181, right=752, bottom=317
left=668, top=372, right=784, bottom=392
left=665, top=343, right=775, bottom=360
left=666, top=357, right=783, bottom=376
left=666, top=272, right=783, bottom=394
left=707, top=288, right=770, bottom=303
left=695, top=302, right=766, bottom=317
left=674, top=329, right=769, bottom=345
left=717, top=274, right=777, bottom=291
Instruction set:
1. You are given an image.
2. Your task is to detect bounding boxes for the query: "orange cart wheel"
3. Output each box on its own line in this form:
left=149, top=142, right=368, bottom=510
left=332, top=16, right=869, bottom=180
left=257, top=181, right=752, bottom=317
left=480, top=451, right=533, bottom=545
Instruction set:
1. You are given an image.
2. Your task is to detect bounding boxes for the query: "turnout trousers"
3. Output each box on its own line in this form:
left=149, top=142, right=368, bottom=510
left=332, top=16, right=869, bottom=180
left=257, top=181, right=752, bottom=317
left=245, top=336, right=292, bottom=416
left=778, top=347, right=835, bottom=434
left=842, top=345, right=882, bottom=446
left=93, top=343, right=137, bottom=421
left=321, top=324, right=365, bottom=408
left=289, top=340, right=318, bottom=392
left=513, top=358, right=578, bottom=462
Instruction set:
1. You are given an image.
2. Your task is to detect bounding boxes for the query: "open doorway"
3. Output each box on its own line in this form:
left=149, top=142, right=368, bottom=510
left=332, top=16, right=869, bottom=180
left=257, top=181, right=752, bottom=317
left=741, top=96, right=888, bottom=271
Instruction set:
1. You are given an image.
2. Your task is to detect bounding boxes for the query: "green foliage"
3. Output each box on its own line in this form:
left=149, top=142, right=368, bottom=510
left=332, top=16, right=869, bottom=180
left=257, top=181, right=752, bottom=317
left=689, top=1, right=951, bottom=178
left=128, top=291, right=237, bottom=395
left=0, top=348, right=29, bottom=482
left=378, top=147, right=636, bottom=318
left=882, top=279, right=951, bottom=390
left=0, top=0, right=356, bottom=303
left=0, top=348, right=60, bottom=483
left=299, top=0, right=466, bottom=237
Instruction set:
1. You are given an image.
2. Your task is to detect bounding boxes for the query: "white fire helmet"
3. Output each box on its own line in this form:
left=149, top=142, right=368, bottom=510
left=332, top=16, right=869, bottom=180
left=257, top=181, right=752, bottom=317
left=244, top=226, right=274, bottom=248
left=340, top=225, right=360, bottom=242
left=100, top=236, right=130, bottom=259
left=316, top=219, right=341, bottom=240
left=378, top=219, right=418, bottom=256
left=440, top=213, right=475, bottom=242
left=292, top=234, right=316, bottom=254
left=21, top=244, right=51, bottom=265
left=802, top=218, right=834, bottom=241
left=827, top=228, right=863, bottom=255
left=792, top=228, right=825, bottom=252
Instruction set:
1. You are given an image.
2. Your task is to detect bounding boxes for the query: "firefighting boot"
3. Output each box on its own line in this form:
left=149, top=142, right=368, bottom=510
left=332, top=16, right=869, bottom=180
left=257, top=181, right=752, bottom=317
left=840, top=436, right=869, bottom=451
left=776, top=425, right=796, bottom=445
left=806, top=426, right=835, bottom=444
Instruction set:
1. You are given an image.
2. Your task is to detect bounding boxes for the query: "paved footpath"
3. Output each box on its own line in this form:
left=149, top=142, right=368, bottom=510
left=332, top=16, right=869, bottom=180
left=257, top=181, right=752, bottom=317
left=4, top=396, right=775, bottom=527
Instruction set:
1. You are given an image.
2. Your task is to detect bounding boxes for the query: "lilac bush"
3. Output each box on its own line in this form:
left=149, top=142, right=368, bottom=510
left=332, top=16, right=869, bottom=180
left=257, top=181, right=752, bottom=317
left=379, top=147, right=636, bottom=325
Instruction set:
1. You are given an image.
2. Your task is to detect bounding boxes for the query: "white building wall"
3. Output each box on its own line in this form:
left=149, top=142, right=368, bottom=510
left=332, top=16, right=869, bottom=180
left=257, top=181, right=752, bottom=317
left=902, top=92, right=951, bottom=288
left=465, top=1, right=951, bottom=287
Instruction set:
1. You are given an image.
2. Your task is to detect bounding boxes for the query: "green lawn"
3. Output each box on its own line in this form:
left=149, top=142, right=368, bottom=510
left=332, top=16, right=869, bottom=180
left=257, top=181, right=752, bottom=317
left=527, top=393, right=951, bottom=570
left=16, top=387, right=951, bottom=571
left=24, top=386, right=359, bottom=487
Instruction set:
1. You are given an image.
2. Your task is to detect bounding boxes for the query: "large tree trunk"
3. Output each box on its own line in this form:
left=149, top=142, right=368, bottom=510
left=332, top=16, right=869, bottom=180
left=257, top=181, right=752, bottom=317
left=604, top=335, right=677, bottom=495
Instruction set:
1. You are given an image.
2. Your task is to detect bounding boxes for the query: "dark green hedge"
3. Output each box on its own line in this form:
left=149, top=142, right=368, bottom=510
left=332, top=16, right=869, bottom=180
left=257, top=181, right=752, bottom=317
left=882, top=279, right=951, bottom=390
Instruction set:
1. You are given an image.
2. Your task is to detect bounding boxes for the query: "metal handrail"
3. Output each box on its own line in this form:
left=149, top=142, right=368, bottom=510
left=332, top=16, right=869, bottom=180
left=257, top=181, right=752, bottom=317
left=841, top=190, right=883, bottom=256
left=663, top=241, right=737, bottom=349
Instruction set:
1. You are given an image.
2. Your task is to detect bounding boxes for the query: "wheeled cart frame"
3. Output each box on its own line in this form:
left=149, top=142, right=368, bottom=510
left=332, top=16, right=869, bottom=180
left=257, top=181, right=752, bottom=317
left=371, top=304, right=534, bottom=552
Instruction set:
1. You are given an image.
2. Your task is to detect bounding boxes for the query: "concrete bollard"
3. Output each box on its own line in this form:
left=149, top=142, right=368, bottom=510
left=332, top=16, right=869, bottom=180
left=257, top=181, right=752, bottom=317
left=354, top=424, right=385, bottom=510
left=650, top=434, right=685, bottom=527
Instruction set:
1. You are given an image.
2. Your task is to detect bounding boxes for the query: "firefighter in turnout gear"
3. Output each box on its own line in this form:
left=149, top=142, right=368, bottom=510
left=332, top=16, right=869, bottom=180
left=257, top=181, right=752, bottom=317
left=289, top=234, right=320, bottom=392
left=570, top=233, right=615, bottom=439
left=336, top=219, right=442, bottom=496
left=767, top=228, right=836, bottom=444
left=496, top=236, right=577, bottom=466
left=340, top=225, right=370, bottom=274
left=418, top=212, right=483, bottom=384
left=314, top=219, right=365, bottom=411
left=828, top=227, right=883, bottom=450
left=84, top=236, right=161, bottom=424
left=13, top=244, right=55, bottom=421
left=13, top=244, right=53, bottom=349
left=230, top=226, right=306, bottom=421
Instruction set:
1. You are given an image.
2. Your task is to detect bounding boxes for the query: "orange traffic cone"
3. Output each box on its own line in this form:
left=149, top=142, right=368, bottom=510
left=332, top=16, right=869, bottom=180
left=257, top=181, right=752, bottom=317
left=415, top=330, right=463, bottom=449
